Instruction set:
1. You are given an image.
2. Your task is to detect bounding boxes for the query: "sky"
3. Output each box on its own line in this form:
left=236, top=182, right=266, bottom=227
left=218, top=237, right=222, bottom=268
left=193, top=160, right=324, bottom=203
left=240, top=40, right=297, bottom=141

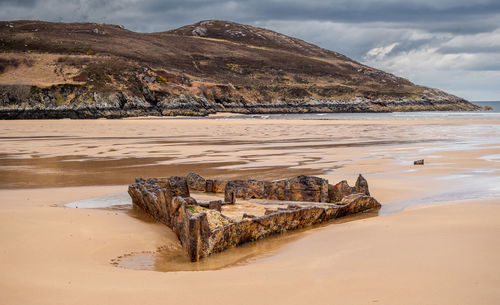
left=1, top=0, right=499, bottom=101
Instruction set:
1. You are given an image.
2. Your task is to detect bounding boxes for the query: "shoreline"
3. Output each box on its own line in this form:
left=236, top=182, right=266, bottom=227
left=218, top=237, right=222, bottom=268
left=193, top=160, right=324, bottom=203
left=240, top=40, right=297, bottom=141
left=0, top=117, right=499, bottom=304
left=1, top=106, right=494, bottom=121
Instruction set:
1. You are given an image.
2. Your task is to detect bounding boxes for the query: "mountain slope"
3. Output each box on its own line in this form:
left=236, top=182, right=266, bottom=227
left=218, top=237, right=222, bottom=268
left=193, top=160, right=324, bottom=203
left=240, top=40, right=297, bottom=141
left=0, top=20, right=479, bottom=119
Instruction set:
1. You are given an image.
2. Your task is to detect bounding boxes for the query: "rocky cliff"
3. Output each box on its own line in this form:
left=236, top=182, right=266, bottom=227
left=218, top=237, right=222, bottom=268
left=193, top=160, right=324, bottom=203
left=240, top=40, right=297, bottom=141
left=0, top=20, right=479, bottom=119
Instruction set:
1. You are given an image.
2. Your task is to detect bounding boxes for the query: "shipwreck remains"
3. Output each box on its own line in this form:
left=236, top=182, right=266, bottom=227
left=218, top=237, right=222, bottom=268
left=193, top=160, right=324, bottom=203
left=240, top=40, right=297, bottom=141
left=128, top=173, right=381, bottom=261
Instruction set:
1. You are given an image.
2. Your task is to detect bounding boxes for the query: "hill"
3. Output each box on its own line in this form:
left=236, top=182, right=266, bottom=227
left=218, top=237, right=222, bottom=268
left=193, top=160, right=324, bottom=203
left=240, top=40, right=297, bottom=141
left=0, top=20, right=479, bottom=119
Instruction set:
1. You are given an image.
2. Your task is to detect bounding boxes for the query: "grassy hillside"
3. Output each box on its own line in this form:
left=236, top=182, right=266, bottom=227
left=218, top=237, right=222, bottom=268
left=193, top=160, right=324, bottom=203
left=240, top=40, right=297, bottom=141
left=0, top=20, right=479, bottom=118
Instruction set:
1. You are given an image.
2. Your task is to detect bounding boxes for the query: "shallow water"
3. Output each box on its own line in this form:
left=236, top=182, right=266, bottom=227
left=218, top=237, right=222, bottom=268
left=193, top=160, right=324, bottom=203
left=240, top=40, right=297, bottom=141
left=64, top=192, right=132, bottom=208
left=2, top=115, right=499, bottom=272
left=1, top=119, right=499, bottom=189
left=207, top=101, right=500, bottom=121
left=116, top=208, right=379, bottom=272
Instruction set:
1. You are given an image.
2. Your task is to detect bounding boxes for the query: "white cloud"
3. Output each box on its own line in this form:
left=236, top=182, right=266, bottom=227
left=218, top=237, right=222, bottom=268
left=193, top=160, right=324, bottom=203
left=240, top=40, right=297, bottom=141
left=364, top=43, right=399, bottom=61
left=362, top=45, right=500, bottom=100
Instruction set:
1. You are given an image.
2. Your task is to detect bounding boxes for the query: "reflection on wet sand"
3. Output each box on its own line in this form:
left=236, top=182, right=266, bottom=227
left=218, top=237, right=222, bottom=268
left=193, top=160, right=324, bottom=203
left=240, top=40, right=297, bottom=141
left=1, top=118, right=500, bottom=272
left=63, top=187, right=379, bottom=272
left=0, top=155, right=324, bottom=189
left=1, top=119, right=499, bottom=193
left=1, top=118, right=500, bottom=305
left=120, top=206, right=379, bottom=272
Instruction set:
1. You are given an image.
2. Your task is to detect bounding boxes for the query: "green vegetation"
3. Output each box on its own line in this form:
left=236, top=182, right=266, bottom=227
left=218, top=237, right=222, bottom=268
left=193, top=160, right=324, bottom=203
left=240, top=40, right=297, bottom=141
left=187, top=206, right=198, bottom=213
left=54, top=93, right=65, bottom=105
left=226, top=63, right=243, bottom=73
left=157, top=75, right=167, bottom=84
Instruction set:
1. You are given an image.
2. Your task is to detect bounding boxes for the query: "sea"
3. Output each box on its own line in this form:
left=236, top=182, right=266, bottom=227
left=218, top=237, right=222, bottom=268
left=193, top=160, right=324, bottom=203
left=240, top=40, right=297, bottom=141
left=189, top=101, right=500, bottom=121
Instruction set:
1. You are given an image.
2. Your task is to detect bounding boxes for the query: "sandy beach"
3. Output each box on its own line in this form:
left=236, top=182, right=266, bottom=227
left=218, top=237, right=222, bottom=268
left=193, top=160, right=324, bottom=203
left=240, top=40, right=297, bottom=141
left=1, top=117, right=499, bottom=304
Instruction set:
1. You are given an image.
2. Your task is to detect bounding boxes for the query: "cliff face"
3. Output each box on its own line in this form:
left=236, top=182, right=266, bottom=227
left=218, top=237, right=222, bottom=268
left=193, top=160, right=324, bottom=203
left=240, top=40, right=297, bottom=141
left=0, top=20, right=479, bottom=119
left=0, top=84, right=477, bottom=119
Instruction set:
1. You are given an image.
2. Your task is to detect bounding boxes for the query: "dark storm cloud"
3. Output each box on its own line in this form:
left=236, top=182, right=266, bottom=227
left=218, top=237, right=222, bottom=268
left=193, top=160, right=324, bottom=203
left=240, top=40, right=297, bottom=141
left=0, top=0, right=37, bottom=6
left=1, top=0, right=499, bottom=33
left=0, top=0, right=499, bottom=99
left=439, top=45, right=500, bottom=55
left=249, top=1, right=500, bottom=26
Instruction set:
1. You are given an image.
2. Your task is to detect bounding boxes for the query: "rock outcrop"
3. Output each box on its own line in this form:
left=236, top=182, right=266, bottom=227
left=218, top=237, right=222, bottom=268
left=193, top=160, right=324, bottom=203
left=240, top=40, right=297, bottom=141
left=186, top=172, right=371, bottom=203
left=128, top=173, right=381, bottom=261
left=0, top=85, right=479, bottom=119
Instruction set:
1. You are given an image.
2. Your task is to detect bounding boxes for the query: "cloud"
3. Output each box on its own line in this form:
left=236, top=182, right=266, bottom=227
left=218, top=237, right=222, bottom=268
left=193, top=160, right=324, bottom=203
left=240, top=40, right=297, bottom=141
left=249, top=18, right=500, bottom=100
left=0, top=0, right=499, bottom=99
left=360, top=38, right=500, bottom=100
left=365, top=43, right=399, bottom=61
left=438, top=29, right=500, bottom=54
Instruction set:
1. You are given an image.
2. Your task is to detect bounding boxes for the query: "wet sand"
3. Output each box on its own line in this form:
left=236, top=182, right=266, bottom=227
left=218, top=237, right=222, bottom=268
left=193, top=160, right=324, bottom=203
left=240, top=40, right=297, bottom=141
left=0, top=118, right=499, bottom=304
